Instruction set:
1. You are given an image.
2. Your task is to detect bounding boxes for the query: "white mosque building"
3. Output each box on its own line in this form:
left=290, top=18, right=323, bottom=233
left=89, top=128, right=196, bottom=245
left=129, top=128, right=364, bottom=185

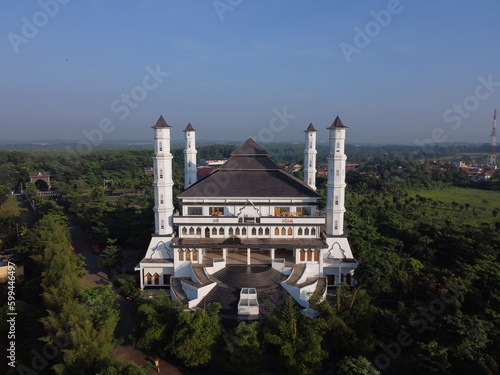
left=135, top=116, right=357, bottom=316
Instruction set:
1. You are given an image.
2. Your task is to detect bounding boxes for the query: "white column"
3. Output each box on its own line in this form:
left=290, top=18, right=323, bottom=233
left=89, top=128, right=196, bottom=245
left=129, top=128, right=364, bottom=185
left=270, top=248, right=275, bottom=260
left=223, top=248, right=228, bottom=261
left=303, top=123, right=317, bottom=190
left=183, top=123, right=197, bottom=189
left=152, top=116, right=174, bottom=235
left=247, top=248, right=251, bottom=265
left=326, top=117, right=348, bottom=236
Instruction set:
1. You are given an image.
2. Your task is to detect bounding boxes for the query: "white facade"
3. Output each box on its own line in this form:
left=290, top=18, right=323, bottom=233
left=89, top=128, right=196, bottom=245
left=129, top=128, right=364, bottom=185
left=136, top=116, right=357, bottom=309
left=326, top=117, right=347, bottom=236
left=183, top=123, right=197, bottom=189
left=303, top=123, right=317, bottom=190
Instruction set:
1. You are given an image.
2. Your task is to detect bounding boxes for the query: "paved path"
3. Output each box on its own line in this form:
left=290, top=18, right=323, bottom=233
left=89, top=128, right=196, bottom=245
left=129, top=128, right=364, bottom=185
left=70, top=224, right=188, bottom=375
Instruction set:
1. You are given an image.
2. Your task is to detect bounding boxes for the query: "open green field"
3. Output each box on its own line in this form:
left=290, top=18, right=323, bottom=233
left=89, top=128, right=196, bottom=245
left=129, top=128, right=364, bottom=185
left=407, top=187, right=500, bottom=225
left=2, top=194, right=37, bottom=227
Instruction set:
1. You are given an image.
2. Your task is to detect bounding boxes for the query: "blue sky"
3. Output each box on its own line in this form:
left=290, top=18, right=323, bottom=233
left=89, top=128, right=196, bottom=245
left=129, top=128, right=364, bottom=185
left=1, top=0, right=500, bottom=145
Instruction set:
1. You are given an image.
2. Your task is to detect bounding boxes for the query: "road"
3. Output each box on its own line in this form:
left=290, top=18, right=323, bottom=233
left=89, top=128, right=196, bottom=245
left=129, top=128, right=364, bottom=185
left=70, top=224, right=188, bottom=375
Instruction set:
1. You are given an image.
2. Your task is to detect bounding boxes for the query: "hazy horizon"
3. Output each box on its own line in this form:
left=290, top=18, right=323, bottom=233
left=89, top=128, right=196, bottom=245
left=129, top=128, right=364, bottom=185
left=2, top=1, right=499, bottom=147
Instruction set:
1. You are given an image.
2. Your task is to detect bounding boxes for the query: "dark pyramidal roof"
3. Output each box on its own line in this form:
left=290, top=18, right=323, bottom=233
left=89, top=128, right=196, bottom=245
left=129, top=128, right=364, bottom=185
left=151, top=115, right=171, bottom=129
left=178, top=138, right=320, bottom=199
left=327, top=116, right=348, bottom=130
left=183, top=123, right=196, bottom=132
left=304, top=123, right=317, bottom=132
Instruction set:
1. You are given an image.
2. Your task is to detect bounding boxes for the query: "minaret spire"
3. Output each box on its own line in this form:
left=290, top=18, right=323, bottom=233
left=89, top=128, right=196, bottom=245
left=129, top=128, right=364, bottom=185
left=183, top=123, right=197, bottom=189
left=303, top=123, right=317, bottom=190
left=326, top=116, right=348, bottom=236
left=151, top=115, right=174, bottom=235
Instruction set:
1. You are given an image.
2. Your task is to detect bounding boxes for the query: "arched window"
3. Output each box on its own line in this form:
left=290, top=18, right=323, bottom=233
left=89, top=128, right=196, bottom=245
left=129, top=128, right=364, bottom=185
left=212, top=227, right=217, bottom=235
left=186, top=250, right=191, bottom=261
left=288, top=227, right=292, bottom=236
left=252, top=228, right=257, bottom=236
left=242, top=228, right=247, bottom=235
left=258, top=228, right=263, bottom=236
left=146, top=273, right=152, bottom=285
left=275, top=227, right=279, bottom=235
left=235, top=227, right=240, bottom=235
left=335, top=196, right=338, bottom=205
left=314, top=250, right=319, bottom=261
left=311, top=228, right=316, bottom=236
left=160, top=169, right=164, bottom=178
left=334, top=221, right=339, bottom=230
left=160, top=194, right=164, bottom=204
left=299, top=249, right=305, bottom=262
left=196, top=227, right=201, bottom=235
left=178, top=250, right=184, bottom=261
left=154, top=273, right=160, bottom=285
left=205, top=228, right=210, bottom=238
left=192, top=250, right=198, bottom=261
left=159, top=142, right=163, bottom=152
left=182, top=227, right=187, bottom=235
left=298, top=228, right=303, bottom=235
left=189, top=227, right=194, bottom=235
left=219, top=227, right=224, bottom=235
left=265, top=228, right=270, bottom=236
left=336, top=142, right=340, bottom=152
left=229, top=227, right=234, bottom=236
left=161, top=220, right=165, bottom=230
left=281, top=228, right=286, bottom=235
left=304, top=228, right=309, bottom=236
left=307, top=249, right=312, bottom=261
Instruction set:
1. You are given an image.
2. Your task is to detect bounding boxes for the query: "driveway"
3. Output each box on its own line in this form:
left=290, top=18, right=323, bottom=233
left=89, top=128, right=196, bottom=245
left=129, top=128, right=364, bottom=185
left=70, top=224, right=188, bottom=374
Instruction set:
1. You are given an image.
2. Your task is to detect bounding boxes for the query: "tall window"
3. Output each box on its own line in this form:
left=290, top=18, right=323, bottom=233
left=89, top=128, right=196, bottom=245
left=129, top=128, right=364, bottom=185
left=311, top=228, right=316, bottom=236
left=265, top=228, right=270, bottom=236
left=334, top=221, right=339, bottom=230
left=288, top=227, right=292, bottom=236
left=189, top=227, right=194, bottom=235
left=160, top=169, right=164, bottom=178
left=229, top=227, right=234, bottom=236
left=219, top=227, right=224, bottom=235
left=212, top=227, right=217, bottom=235
left=300, top=249, right=305, bottom=261
left=281, top=228, right=286, bottom=235
left=235, top=228, right=240, bottom=236
left=258, top=228, right=263, bottom=236
left=252, top=228, right=257, bottom=236
left=275, top=227, right=279, bottom=235
left=182, top=227, right=187, bottom=235
left=161, top=220, right=164, bottom=230
left=335, top=196, right=338, bottom=205
left=307, top=250, right=312, bottom=261
left=159, top=142, right=163, bottom=151
left=146, top=273, right=152, bottom=285
left=154, top=273, right=159, bottom=285
left=298, top=228, right=303, bottom=235
left=178, top=250, right=184, bottom=261
left=196, top=227, right=201, bottom=235
left=242, top=228, right=247, bottom=235
left=304, top=228, right=309, bottom=235
left=160, top=194, right=164, bottom=204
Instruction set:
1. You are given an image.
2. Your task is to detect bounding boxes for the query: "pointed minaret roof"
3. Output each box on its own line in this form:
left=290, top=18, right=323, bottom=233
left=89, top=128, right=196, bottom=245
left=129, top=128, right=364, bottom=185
left=327, top=116, right=348, bottom=130
left=231, top=138, right=268, bottom=155
left=151, top=115, right=172, bottom=129
left=304, top=123, right=317, bottom=132
left=183, top=122, right=196, bottom=132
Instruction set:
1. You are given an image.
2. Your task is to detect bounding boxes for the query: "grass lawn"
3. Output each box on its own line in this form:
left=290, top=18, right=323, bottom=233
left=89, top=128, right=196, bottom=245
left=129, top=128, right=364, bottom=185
left=407, top=187, right=500, bottom=225
left=2, top=194, right=37, bottom=227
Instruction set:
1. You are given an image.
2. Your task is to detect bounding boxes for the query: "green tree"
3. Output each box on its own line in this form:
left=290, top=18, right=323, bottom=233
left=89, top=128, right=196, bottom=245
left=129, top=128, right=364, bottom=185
left=99, top=238, right=120, bottom=269
left=264, top=297, right=327, bottom=375
left=225, top=322, right=262, bottom=375
left=169, top=302, right=223, bottom=367
left=337, top=356, right=380, bottom=375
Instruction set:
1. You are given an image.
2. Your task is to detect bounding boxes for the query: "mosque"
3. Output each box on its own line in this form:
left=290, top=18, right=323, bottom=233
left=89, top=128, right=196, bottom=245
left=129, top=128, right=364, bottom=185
left=135, top=116, right=357, bottom=316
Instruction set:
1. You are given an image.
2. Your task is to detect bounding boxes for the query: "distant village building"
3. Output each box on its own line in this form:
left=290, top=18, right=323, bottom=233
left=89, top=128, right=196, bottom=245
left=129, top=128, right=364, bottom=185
left=135, top=116, right=357, bottom=317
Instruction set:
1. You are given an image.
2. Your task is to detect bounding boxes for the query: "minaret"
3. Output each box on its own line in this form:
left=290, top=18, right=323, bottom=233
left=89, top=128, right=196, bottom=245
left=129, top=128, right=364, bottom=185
left=326, top=116, right=348, bottom=236
left=183, top=123, right=197, bottom=189
left=303, top=123, right=317, bottom=190
left=151, top=115, right=174, bottom=235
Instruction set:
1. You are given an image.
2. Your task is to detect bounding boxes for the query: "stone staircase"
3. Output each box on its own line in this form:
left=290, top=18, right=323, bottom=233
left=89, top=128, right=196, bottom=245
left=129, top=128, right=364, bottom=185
left=198, top=265, right=289, bottom=316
